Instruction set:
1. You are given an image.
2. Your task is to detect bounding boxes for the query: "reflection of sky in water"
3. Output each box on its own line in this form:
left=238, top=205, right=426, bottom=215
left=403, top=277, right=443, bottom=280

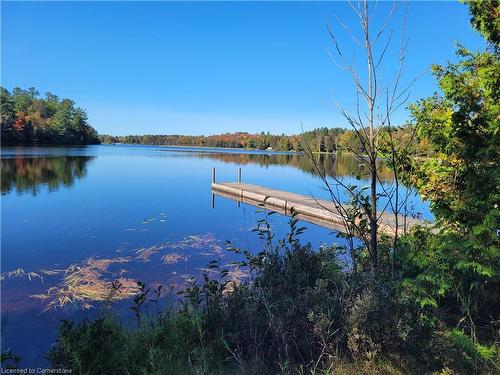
left=1, top=144, right=432, bottom=366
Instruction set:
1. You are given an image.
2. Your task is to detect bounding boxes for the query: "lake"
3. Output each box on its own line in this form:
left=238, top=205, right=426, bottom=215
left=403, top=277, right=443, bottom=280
left=0, top=144, right=431, bottom=366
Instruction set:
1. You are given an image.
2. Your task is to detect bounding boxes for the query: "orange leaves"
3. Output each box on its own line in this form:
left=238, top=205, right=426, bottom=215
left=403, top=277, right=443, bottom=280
left=13, top=111, right=27, bottom=133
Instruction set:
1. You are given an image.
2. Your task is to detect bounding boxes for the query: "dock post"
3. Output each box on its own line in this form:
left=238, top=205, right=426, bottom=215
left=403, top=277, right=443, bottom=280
left=237, top=168, right=242, bottom=208
left=211, top=168, right=216, bottom=208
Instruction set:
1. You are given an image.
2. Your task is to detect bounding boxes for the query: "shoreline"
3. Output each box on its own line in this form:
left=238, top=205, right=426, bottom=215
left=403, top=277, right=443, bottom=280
left=102, top=142, right=306, bottom=154
left=2, top=142, right=366, bottom=157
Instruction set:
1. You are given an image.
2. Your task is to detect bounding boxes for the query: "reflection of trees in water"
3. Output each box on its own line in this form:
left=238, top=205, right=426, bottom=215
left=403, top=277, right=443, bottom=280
left=177, top=152, right=394, bottom=182
left=1, top=156, right=95, bottom=195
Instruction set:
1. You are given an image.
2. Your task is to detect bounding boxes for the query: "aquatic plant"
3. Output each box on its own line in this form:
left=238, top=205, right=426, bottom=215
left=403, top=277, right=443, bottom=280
left=161, top=252, right=188, bottom=264
left=165, top=233, right=218, bottom=250
left=0, top=268, right=44, bottom=282
left=31, top=257, right=139, bottom=310
left=134, top=234, right=221, bottom=263
left=134, top=244, right=168, bottom=262
left=3, top=233, right=225, bottom=311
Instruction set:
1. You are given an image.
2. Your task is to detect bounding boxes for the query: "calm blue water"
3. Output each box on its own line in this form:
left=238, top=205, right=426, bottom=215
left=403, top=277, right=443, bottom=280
left=0, top=144, right=431, bottom=366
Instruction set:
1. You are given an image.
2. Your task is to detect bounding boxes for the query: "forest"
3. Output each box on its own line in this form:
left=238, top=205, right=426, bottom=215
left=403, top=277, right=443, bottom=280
left=99, top=127, right=431, bottom=155
left=0, top=87, right=100, bottom=145
left=99, top=128, right=346, bottom=152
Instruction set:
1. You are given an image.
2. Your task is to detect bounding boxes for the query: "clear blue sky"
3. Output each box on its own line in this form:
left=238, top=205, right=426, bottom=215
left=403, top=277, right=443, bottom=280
left=1, top=1, right=485, bottom=136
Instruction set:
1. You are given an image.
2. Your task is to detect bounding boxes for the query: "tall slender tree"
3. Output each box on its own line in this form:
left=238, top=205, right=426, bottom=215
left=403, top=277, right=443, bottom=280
left=301, top=0, right=420, bottom=274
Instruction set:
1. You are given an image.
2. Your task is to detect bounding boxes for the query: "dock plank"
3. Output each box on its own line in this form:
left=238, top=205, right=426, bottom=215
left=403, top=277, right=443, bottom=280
left=212, top=182, right=417, bottom=235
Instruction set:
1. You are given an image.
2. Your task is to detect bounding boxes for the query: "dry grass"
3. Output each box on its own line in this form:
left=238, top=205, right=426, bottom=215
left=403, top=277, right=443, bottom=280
left=1, top=268, right=44, bottom=282
left=222, top=267, right=248, bottom=293
left=7, top=232, right=225, bottom=310
left=313, top=359, right=405, bottom=375
left=165, top=233, right=218, bottom=250
left=30, top=257, right=139, bottom=310
left=135, top=244, right=168, bottom=262
left=134, top=233, right=221, bottom=262
left=161, top=252, right=188, bottom=264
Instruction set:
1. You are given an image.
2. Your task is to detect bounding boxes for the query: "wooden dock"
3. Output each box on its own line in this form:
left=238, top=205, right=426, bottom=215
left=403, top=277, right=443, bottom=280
left=212, top=181, right=416, bottom=236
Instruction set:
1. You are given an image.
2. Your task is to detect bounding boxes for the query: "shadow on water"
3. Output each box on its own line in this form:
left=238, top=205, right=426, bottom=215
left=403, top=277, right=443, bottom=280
left=1, top=156, right=95, bottom=196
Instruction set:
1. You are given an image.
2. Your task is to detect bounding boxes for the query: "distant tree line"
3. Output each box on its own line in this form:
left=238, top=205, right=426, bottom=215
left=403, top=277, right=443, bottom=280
left=100, top=126, right=432, bottom=155
left=99, top=129, right=347, bottom=152
left=1, top=87, right=100, bottom=145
